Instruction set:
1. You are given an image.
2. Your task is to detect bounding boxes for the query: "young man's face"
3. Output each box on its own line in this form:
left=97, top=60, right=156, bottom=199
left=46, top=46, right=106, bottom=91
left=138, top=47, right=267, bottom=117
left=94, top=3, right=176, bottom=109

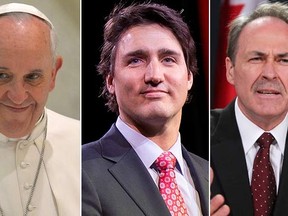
left=107, top=24, right=193, bottom=130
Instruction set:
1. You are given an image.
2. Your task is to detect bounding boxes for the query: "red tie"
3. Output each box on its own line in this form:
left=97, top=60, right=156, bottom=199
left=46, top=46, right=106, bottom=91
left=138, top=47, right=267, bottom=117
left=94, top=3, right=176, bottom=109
left=154, top=151, right=188, bottom=216
left=251, top=132, right=276, bottom=216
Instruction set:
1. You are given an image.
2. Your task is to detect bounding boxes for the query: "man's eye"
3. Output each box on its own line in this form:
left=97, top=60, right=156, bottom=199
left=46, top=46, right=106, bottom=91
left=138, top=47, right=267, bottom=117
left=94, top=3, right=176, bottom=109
left=278, top=58, right=288, bottom=65
left=249, top=57, right=262, bottom=63
left=0, top=72, right=10, bottom=79
left=163, top=57, right=176, bottom=63
left=128, top=58, right=141, bottom=65
left=25, top=73, right=41, bottom=80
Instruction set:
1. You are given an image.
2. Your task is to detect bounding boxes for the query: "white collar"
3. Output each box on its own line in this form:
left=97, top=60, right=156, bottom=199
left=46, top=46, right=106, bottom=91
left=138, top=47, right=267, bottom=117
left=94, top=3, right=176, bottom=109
left=115, top=116, right=185, bottom=173
left=235, top=98, right=288, bottom=155
left=0, top=109, right=47, bottom=147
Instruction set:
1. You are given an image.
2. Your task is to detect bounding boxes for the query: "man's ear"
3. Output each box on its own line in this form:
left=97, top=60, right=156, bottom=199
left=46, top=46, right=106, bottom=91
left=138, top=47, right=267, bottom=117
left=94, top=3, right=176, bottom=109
left=226, top=57, right=235, bottom=85
left=106, top=74, right=115, bottom=94
left=49, top=56, right=63, bottom=91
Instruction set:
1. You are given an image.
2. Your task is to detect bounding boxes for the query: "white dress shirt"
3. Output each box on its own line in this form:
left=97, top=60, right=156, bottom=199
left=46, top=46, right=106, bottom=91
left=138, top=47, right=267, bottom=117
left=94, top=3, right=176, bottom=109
left=235, top=98, right=287, bottom=192
left=116, top=117, right=203, bottom=216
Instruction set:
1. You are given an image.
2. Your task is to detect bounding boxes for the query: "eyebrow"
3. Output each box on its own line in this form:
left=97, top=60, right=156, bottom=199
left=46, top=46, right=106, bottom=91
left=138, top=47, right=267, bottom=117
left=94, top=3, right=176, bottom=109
left=248, top=51, right=288, bottom=58
left=124, top=49, right=147, bottom=58
left=124, top=48, right=181, bottom=58
left=247, top=51, right=266, bottom=56
left=0, top=67, right=43, bottom=74
left=277, top=52, right=288, bottom=58
left=158, top=48, right=181, bottom=57
left=29, top=69, right=43, bottom=73
left=0, top=66, right=8, bottom=70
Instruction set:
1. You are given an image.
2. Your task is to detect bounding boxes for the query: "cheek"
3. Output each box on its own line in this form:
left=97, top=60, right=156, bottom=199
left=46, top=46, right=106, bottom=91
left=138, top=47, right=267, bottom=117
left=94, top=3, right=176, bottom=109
left=116, top=82, right=135, bottom=95
left=32, top=77, right=54, bottom=98
left=114, top=76, right=137, bottom=96
left=277, top=68, right=288, bottom=88
left=174, top=73, right=191, bottom=89
left=282, top=77, right=288, bottom=90
left=233, top=65, right=257, bottom=87
left=234, top=74, right=250, bottom=91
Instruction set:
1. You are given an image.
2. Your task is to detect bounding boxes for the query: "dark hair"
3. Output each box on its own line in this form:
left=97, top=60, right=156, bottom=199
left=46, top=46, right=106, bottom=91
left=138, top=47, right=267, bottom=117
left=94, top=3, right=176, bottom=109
left=227, top=2, right=288, bottom=64
left=97, top=2, right=197, bottom=113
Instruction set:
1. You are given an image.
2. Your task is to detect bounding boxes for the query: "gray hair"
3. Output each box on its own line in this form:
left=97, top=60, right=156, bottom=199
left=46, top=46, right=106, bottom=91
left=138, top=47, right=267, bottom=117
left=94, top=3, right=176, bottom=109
left=227, top=2, right=288, bottom=64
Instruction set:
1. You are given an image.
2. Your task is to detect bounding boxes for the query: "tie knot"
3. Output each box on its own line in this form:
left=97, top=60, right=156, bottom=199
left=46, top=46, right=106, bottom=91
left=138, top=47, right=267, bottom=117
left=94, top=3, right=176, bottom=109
left=257, top=132, right=275, bottom=148
left=154, top=151, right=176, bottom=171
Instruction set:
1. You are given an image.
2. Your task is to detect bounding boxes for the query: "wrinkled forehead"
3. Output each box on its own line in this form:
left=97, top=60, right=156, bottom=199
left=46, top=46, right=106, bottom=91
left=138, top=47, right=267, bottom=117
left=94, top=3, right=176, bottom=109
left=0, top=2, right=53, bottom=28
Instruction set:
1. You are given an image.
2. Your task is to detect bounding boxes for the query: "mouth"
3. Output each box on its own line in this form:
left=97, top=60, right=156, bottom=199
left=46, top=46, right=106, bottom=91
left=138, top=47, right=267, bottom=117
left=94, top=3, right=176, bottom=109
left=5, top=105, right=30, bottom=112
left=142, top=89, right=168, bottom=98
left=256, top=90, right=280, bottom=95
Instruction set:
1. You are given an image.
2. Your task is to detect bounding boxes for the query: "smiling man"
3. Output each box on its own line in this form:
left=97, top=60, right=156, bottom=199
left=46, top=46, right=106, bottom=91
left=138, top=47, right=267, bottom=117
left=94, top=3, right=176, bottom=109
left=0, top=3, right=80, bottom=216
left=82, top=2, right=208, bottom=216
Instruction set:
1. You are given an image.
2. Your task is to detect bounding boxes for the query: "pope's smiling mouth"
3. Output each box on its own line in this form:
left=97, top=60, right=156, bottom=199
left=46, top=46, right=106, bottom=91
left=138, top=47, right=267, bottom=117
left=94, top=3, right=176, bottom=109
left=5, top=105, right=30, bottom=112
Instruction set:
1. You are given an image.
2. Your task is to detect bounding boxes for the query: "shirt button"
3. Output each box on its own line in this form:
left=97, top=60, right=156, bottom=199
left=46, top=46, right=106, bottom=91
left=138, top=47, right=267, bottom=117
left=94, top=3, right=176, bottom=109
left=20, top=162, right=29, bottom=168
left=28, top=204, right=36, bottom=211
left=19, top=141, right=28, bottom=149
left=24, top=183, right=32, bottom=190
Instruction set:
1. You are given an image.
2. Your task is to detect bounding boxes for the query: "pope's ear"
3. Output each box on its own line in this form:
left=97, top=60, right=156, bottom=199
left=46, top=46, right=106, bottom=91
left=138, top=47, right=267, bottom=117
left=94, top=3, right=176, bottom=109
left=49, top=56, right=63, bottom=91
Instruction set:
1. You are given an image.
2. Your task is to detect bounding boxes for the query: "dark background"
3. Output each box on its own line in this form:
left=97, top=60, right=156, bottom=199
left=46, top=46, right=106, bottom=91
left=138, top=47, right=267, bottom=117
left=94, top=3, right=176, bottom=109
left=82, top=0, right=209, bottom=160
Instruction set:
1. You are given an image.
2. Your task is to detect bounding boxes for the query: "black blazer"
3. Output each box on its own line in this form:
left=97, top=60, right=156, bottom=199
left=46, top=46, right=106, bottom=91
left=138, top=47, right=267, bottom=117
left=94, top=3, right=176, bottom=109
left=82, top=124, right=209, bottom=216
left=211, top=99, right=288, bottom=216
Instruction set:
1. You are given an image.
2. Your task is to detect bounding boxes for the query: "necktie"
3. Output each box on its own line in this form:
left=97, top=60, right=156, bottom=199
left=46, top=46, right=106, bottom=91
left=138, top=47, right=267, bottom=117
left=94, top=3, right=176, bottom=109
left=251, top=132, right=276, bottom=216
left=154, top=151, right=188, bottom=216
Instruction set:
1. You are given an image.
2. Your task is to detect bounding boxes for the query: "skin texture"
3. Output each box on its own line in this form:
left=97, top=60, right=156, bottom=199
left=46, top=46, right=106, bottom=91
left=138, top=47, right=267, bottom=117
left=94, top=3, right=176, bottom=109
left=226, top=17, right=288, bottom=131
left=106, top=24, right=193, bottom=150
left=0, top=15, right=62, bottom=138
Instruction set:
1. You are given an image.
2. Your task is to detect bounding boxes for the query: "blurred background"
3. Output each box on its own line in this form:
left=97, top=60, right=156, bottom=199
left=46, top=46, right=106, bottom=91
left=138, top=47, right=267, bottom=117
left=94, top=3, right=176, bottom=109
left=82, top=0, right=209, bottom=160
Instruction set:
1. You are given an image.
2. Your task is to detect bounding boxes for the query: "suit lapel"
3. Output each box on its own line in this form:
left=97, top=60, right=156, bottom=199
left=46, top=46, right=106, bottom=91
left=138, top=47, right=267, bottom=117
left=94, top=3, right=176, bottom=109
left=110, top=150, right=170, bottom=216
left=211, top=102, right=254, bottom=215
left=273, top=130, right=288, bottom=214
left=182, top=147, right=209, bottom=215
left=101, top=124, right=170, bottom=216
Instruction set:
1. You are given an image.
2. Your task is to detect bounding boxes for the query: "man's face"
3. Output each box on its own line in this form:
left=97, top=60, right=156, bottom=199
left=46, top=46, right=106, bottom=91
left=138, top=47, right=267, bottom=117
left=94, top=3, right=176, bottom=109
left=107, top=24, right=193, bottom=130
left=0, top=15, right=61, bottom=138
left=226, top=17, right=288, bottom=130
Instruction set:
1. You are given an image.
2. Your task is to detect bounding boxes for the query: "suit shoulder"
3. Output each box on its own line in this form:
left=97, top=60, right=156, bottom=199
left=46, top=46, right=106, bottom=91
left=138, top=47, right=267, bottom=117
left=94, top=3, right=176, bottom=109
left=211, top=108, right=223, bottom=121
left=187, top=151, right=208, bottom=167
left=82, top=140, right=101, bottom=160
left=210, top=108, right=223, bottom=134
left=186, top=151, right=208, bottom=183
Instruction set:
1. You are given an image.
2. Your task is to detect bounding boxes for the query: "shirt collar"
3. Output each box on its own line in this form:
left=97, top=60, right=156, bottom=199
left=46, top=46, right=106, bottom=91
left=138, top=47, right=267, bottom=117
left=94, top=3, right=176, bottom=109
left=115, top=116, right=184, bottom=173
left=0, top=109, right=47, bottom=148
left=235, top=98, right=287, bottom=155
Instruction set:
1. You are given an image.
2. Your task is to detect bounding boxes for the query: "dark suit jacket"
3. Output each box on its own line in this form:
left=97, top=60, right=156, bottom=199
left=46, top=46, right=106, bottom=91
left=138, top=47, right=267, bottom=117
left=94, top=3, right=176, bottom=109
left=211, top=99, right=288, bottom=216
left=82, top=124, right=209, bottom=216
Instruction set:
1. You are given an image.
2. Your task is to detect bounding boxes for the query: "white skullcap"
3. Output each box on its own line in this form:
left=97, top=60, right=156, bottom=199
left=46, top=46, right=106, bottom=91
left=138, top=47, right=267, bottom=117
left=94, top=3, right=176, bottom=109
left=0, top=2, right=53, bottom=28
